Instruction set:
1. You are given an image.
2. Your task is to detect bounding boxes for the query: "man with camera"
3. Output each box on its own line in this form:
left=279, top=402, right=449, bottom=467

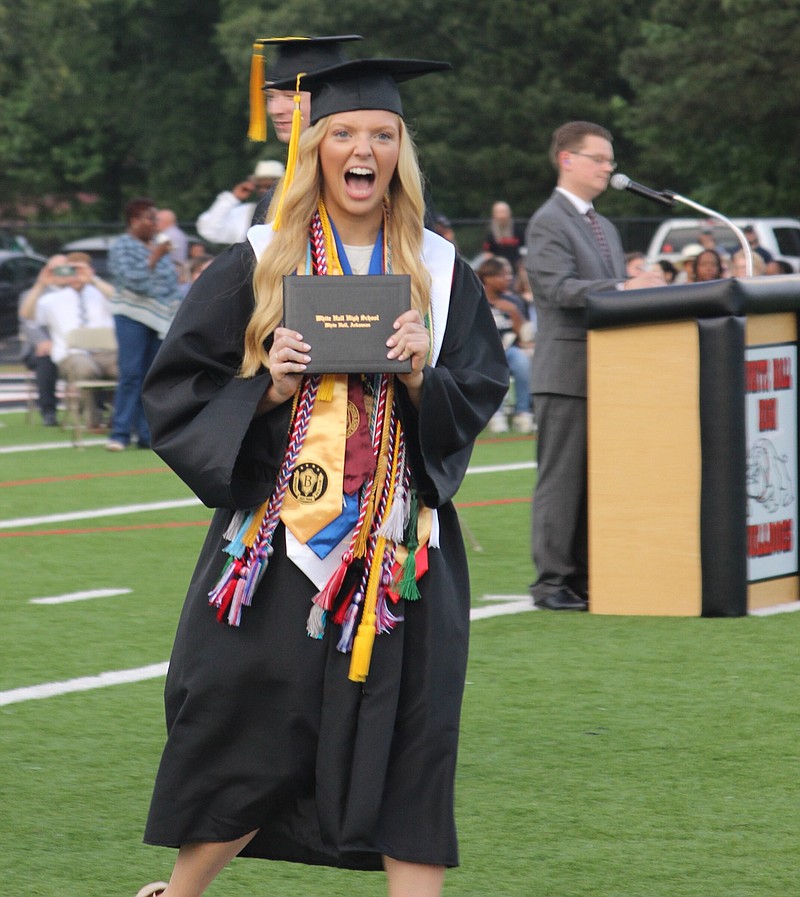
left=19, top=253, right=117, bottom=425
left=19, top=252, right=118, bottom=427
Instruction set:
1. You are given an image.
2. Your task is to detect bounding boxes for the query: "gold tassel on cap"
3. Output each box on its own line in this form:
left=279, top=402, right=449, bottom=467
left=248, top=43, right=267, bottom=141
left=272, top=72, right=305, bottom=229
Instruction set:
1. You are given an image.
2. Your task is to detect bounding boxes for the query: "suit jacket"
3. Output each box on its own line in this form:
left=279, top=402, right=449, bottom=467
left=525, top=190, right=626, bottom=397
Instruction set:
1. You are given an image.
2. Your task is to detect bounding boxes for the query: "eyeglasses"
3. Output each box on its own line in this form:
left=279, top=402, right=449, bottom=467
left=569, top=151, right=618, bottom=170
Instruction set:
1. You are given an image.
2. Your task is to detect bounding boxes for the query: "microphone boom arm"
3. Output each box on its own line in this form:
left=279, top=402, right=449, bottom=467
left=663, top=191, right=754, bottom=277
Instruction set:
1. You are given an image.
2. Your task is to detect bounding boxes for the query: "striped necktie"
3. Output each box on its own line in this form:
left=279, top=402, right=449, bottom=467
left=586, top=208, right=613, bottom=268
left=77, top=289, right=89, bottom=326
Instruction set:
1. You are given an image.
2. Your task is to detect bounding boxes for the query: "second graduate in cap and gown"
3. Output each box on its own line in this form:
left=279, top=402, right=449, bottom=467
left=139, top=55, right=508, bottom=897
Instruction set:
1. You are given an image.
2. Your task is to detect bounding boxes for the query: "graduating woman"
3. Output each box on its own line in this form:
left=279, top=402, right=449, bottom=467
left=137, top=57, right=508, bottom=897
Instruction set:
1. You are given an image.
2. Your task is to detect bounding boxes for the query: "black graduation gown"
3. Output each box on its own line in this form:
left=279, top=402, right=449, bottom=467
left=140, top=237, right=508, bottom=870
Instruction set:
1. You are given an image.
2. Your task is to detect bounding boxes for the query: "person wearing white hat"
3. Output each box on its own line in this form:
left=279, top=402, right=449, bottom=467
left=196, top=158, right=286, bottom=245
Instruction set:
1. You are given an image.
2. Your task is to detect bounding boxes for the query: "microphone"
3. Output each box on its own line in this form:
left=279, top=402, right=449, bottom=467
left=610, top=173, right=675, bottom=208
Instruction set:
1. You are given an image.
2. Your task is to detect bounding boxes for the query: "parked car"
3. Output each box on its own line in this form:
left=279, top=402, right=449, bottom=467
left=0, top=250, right=47, bottom=340
left=0, top=229, right=39, bottom=255
left=646, top=217, right=800, bottom=272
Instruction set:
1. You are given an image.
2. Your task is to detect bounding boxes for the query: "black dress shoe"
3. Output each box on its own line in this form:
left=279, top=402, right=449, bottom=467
left=533, top=587, right=588, bottom=611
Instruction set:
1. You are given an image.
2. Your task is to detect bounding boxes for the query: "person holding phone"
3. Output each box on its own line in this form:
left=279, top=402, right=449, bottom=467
left=21, top=252, right=118, bottom=426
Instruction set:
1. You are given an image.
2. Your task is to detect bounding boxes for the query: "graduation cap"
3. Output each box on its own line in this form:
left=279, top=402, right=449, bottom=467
left=270, top=57, right=451, bottom=229
left=248, top=35, right=363, bottom=141
left=269, top=57, right=452, bottom=124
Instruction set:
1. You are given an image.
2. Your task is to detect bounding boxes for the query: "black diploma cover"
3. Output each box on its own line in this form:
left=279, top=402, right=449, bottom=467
left=282, top=274, right=412, bottom=373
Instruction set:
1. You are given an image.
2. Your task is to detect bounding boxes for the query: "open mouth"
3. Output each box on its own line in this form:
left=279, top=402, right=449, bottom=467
left=345, top=167, right=376, bottom=198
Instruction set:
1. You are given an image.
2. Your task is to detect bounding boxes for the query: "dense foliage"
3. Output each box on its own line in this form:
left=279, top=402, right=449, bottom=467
left=0, top=0, right=797, bottom=224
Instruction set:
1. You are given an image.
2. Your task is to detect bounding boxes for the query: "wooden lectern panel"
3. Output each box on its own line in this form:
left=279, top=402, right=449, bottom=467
left=588, top=321, right=702, bottom=615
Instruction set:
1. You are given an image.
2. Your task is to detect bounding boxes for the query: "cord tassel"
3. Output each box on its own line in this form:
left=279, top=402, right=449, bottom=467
left=348, top=611, right=377, bottom=682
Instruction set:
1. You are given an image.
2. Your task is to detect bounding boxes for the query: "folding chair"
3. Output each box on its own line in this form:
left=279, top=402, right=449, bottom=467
left=63, top=327, right=118, bottom=447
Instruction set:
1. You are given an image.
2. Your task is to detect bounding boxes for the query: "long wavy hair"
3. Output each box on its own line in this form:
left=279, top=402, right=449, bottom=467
left=241, top=113, right=431, bottom=377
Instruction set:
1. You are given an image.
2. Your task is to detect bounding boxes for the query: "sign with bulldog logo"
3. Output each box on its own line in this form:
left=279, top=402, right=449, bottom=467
left=745, top=343, right=798, bottom=581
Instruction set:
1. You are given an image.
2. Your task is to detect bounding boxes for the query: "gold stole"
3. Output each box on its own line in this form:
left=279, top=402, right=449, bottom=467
left=279, top=374, right=349, bottom=543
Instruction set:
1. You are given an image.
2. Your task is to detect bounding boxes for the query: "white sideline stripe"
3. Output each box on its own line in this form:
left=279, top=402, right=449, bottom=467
left=0, top=663, right=170, bottom=707
left=0, top=497, right=202, bottom=529
left=30, top=588, right=132, bottom=605
left=0, top=462, right=534, bottom=531
left=467, top=461, right=536, bottom=474
left=0, top=438, right=106, bottom=453
left=0, top=599, right=533, bottom=706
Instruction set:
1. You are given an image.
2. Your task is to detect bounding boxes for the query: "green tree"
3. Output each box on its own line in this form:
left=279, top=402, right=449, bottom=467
left=620, top=0, right=800, bottom=215
left=0, top=0, right=247, bottom=221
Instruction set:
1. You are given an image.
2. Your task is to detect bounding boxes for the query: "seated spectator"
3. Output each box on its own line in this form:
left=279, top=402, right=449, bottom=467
left=766, top=259, right=794, bottom=276
left=19, top=252, right=117, bottom=426
left=742, top=225, right=773, bottom=264
left=27, top=253, right=118, bottom=427
left=477, top=255, right=535, bottom=434
left=674, top=243, right=704, bottom=283
left=483, top=201, right=532, bottom=301
left=625, top=251, right=648, bottom=277
left=692, top=248, right=724, bottom=282
left=730, top=249, right=767, bottom=278
left=179, top=254, right=215, bottom=298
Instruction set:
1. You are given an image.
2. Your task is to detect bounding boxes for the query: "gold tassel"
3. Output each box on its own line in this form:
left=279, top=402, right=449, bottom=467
left=348, top=531, right=387, bottom=682
left=247, top=44, right=267, bottom=142
left=318, top=373, right=336, bottom=402
left=348, top=610, right=377, bottom=682
left=272, top=73, right=305, bottom=230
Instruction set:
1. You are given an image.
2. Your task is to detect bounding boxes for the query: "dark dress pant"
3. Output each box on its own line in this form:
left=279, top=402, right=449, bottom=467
left=530, top=393, right=588, bottom=599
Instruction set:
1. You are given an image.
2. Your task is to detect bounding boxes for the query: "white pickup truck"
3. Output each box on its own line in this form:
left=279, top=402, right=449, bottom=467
left=646, top=217, right=800, bottom=272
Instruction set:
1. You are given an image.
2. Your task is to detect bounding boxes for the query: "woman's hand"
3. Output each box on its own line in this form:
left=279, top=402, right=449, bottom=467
left=256, top=327, right=309, bottom=415
left=387, top=309, right=429, bottom=401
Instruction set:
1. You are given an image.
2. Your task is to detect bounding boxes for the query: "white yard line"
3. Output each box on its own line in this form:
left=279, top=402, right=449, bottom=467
left=0, top=663, right=170, bottom=706
left=30, top=588, right=133, bottom=605
left=0, top=462, right=536, bottom=531
left=0, top=497, right=202, bottom=529
left=0, top=438, right=106, bottom=453
left=0, top=599, right=534, bottom=706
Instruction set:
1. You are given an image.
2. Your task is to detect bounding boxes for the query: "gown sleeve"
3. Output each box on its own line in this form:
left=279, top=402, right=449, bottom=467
left=142, top=242, right=292, bottom=510
left=397, top=256, right=509, bottom=507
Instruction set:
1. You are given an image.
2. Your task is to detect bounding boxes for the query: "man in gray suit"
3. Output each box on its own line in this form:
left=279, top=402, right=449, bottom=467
left=525, top=121, right=665, bottom=610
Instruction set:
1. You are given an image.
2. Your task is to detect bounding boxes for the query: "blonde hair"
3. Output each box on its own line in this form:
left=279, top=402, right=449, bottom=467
left=241, top=114, right=431, bottom=377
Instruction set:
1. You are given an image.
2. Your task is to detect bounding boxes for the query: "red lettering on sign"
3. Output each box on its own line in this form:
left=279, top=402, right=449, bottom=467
left=746, top=359, right=771, bottom=393
left=772, top=357, right=792, bottom=390
left=747, top=520, right=793, bottom=557
left=758, top=398, right=778, bottom=431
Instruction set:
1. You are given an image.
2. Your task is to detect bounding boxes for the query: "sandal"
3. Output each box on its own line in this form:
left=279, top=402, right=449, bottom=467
left=135, top=883, right=169, bottom=897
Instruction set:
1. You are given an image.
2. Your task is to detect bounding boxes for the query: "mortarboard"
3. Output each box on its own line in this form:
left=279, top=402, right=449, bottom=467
left=269, top=57, right=452, bottom=124
left=248, top=35, right=363, bottom=141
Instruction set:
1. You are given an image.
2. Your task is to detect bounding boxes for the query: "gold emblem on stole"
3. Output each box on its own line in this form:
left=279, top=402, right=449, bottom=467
left=288, top=462, right=329, bottom=504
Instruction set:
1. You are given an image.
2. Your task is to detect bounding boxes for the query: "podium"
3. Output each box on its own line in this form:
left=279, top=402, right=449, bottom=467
left=586, top=276, right=800, bottom=616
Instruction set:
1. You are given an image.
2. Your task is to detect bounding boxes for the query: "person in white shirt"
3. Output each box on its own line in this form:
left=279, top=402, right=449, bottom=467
left=34, top=253, right=118, bottom=383
left=195, top=159, right=285, bottom=245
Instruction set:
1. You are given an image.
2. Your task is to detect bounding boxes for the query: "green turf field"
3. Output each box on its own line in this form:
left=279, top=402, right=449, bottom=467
left=1, top=411, right=797, bottom=896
